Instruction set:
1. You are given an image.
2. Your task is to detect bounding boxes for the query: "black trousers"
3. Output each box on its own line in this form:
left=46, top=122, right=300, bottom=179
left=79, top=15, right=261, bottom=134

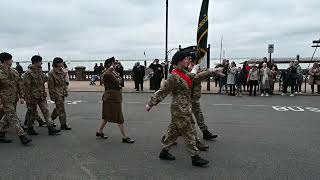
left=228, top=85, right=236, bottom=95
left=311, top=85, right=320, bottom=93
left=154, top=78, right=162, bottom=91
left=283, top=84, right=294, bottom=94
left=135, top=79, right=144, bottom=91
left=249, top=80, right=258, bottom=96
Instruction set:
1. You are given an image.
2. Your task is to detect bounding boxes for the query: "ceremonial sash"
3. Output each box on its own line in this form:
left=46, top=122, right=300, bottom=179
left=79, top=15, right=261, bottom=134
left=171, top=69, right=192, bottom=88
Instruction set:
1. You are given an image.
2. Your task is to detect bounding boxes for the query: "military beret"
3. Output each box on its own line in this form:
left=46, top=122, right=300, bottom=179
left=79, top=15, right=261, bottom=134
left=171, top=51, right=188, bottom=65
left=31, top=55, right=42, bottom=64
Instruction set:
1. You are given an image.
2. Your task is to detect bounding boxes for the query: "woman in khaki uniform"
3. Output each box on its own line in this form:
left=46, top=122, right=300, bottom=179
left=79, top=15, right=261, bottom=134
left=96, top=57, right=134, bottom=143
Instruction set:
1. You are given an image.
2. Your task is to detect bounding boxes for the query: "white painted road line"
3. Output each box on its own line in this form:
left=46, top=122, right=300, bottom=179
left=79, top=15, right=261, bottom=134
left=211, top=104, right=233, bottom=106
left=125, top=102, right=143, bottom=104
left=245, top=105, right=270, bottom=107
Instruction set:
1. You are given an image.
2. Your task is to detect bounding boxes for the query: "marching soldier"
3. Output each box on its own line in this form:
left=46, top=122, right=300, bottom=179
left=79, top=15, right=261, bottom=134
left=0, top=52, right=32, bottom=145
left=23, top=55, right=60, bottom=135
left=190, top=60, right=221, bottom=140
left=146, top=51, right=209, bottom=167
left=48, top=57, right=71, bottom=130
left=22, top=65, right=46, bottom=128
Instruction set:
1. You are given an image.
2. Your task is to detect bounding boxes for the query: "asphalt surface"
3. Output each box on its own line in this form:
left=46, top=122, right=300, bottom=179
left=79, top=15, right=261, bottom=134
left=1, top=92, right=320, bottom=180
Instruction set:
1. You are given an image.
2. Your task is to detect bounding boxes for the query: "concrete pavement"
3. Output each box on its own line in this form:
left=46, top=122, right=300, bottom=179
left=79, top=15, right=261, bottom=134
left=1, top=93, right=320, bottom=180
left=67, top=80, right=319, bottom=96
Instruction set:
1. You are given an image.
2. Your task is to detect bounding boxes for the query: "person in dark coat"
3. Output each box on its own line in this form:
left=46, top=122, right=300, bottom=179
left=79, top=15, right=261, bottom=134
left=149, top=59, right=164, bottom=91
left=96, top=57, right=134, bottom=143
left=115, top=61, right=124, bottom=87
left=90, top=63, right=100, bottom=86
left=242, top=61, right=251, bottom=91
left=235, top=67, right=245, bottom=96
left=281, top=61, right=297, bottom=96
left=216, top=59, right=229, bottom=93
left=15, top=62, right=24, bottom=77
left=97, top=63, right=104, bottom=85
left=132, top=62, right=145, bottom=91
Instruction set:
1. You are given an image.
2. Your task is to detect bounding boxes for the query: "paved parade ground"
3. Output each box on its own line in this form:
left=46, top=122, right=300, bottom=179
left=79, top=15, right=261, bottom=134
left=1, top=93, right=320, bottom=180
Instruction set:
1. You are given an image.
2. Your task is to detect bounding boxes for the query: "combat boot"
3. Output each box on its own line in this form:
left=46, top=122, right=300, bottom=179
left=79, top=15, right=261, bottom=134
left=159, top=149, right=175, bottom=161
left=191, top=155, right=209, bottom=167
left=61, top=124, right=72, bottom=130
left=0, top=132, right=12, bottom=143
left=19, top=135, right=32, bottom=145
left=48, top=126, right=61, bottom=136
left=38, top=120, right=47, bottom=127
left=27, top=127, right=39, bottom=136
left=196, top=141, right=209, bottom=151
left=203, top=130, right=218, bottom=140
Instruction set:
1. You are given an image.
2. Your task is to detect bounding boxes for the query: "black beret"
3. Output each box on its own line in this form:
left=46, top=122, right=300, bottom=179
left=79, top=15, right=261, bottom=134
left=0, top=52, right=12, bottom=62
left=31, top=55, right=42, bottom=64
left=171, top=51, right=188, bottom=65
left=53, top=57, right=64, bottom=65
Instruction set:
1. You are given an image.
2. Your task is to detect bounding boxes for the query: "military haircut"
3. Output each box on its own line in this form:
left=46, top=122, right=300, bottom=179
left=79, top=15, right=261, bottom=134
left=0, top=52, right=13, bottom=63
left=31, top=55, right=42, bottom=64
left=52, top=57, right=64, bottom=67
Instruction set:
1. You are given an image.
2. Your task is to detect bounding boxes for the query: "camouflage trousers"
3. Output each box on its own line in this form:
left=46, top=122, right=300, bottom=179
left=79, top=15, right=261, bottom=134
left=162, top=114, right=198, bottom=156
left=24, top=107, right=42, bottom=126
left=191, top=99, right=208, bottom=131
left=26, top=99, right=51, bottom=128
left=51, top=99, right=66, bottom=125
left=0, top=102, right=25, bottom=136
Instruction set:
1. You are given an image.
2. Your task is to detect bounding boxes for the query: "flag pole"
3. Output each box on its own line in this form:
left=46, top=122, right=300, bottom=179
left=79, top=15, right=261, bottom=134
left=165, top=0, right=169, bottom=80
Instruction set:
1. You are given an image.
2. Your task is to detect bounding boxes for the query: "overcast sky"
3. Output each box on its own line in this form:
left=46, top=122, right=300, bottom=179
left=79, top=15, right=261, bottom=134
left=0, top=0, right=319, bottom=62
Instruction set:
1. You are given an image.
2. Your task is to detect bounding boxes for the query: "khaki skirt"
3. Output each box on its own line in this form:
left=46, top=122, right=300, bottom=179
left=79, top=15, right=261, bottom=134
left=102, top=91, right=124, bottom=124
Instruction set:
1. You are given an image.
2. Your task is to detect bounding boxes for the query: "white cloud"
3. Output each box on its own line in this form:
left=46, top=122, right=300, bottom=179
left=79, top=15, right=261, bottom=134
left=0, top=0, right=319, bottom=62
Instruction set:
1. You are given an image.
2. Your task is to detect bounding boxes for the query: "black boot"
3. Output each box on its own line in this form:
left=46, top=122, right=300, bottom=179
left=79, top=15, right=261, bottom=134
left=96, top=132, right=108, bottom=139
left=196, top=141, right=209, bottom=151
left=191, top=155, right=209, bottom=167
left=0, top=132, right=12, bottom=143
left=38, top=120, right=47, bottom=127
left=48, top=126, right=61, bottom=135
left=19, top=135, right=32, bottom=145
left=203, top=130, right=218, bottom=140
left=52, top=121, right=57, bottom=127
left=61, top=124, right=72, bottom=130
left=159, top=149, right=175, bottom=161
left=122, top=137, right=135, bottom=144
left=27, top=127, right=39, bottom=136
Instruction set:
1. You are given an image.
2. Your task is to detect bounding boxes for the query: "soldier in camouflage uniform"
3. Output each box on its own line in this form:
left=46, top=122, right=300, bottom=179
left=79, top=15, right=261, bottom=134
left=0, top=52, right=32, bottom=145
left=161, top=59, right=224, bottom=151
left=23, top=55, right=60, bottom=136
left=22, top=65, right=46, bottom=128
left=190, top=59, right=221, bottom=141
left=48, top=57, right=71, bottom=130
left=146, top=51, right=209, bottom=167
left=0, top=68, right=23, bottom=120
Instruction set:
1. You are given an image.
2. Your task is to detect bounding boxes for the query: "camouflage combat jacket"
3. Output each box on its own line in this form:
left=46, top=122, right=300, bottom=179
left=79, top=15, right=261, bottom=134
left=148, top=69, right=208, bottom=124
left=0, top=64, right=24, bottom=103
left=192, top=71, right=214, bottom=101
left=48, top=68, right=67, bottom=101
left=23, top=66, right=48, bottom=103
